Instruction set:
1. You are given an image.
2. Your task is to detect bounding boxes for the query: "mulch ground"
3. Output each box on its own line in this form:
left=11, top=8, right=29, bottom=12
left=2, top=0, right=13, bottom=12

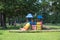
left=9, top=29, right=60, bottom=33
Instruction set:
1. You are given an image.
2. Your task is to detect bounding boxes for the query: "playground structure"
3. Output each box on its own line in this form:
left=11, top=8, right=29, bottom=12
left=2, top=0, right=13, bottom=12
left=9, top=14, right=60, bottom=33
left=20, top=13, right=43, bottom=31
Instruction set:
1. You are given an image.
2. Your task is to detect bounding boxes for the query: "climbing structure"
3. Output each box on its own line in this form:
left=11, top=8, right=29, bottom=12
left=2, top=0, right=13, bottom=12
left=36, top=15, right=43, bottom=30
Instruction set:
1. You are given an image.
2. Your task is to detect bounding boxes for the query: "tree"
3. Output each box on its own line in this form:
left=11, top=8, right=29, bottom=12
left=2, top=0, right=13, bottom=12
left=0, top=0, right=41, bottom=28
left=48, top=0, right=60, bottom=23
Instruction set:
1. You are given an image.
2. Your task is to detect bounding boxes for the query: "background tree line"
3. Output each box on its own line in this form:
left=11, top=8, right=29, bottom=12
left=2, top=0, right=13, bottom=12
left=0, top=0, right=60, bottom=29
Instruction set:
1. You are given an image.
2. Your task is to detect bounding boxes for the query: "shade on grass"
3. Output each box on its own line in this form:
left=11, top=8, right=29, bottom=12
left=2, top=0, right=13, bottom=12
left=0, top=30, right=60, bottom=40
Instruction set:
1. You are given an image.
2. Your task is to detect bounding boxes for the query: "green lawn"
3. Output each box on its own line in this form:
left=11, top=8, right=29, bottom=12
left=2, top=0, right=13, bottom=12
left=0, top=24, right=60, bottom=40
left=0, top=30, right=60, bottom=40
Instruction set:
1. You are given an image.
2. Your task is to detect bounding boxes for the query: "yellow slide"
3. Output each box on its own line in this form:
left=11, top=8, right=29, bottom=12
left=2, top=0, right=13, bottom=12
left=20, top=23, right=30, bottom=31
left=23, top=23, right=30, bottom=30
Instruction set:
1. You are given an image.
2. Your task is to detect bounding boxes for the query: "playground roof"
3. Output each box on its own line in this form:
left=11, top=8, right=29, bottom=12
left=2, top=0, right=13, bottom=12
left=37, top=15, right=43, bottom=19
left=26, top=13, right=33, bottom=18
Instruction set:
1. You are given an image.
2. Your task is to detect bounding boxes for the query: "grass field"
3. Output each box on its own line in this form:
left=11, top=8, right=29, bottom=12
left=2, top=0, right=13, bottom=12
left=0, top=24, right=60, bottom=40
left=0, top=30, right=60, bottom=40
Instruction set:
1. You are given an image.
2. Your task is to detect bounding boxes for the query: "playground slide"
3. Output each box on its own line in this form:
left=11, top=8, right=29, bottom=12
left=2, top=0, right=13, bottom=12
left=20, top=23, right=30, bottom=31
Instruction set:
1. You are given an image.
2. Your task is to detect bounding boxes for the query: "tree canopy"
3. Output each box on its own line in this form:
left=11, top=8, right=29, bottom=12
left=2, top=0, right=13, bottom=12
left=0, top=0, right=60, bottom=28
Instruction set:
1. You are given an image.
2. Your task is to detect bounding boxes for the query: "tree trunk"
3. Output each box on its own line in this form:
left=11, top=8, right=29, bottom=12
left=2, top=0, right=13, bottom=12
left=8, top=16, right=12, bottom=25
left=0, top=13, right=1, bottom=26
left=1, top=13, right=7, bottom=29
left=14, top=20, right=16, bottom=26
